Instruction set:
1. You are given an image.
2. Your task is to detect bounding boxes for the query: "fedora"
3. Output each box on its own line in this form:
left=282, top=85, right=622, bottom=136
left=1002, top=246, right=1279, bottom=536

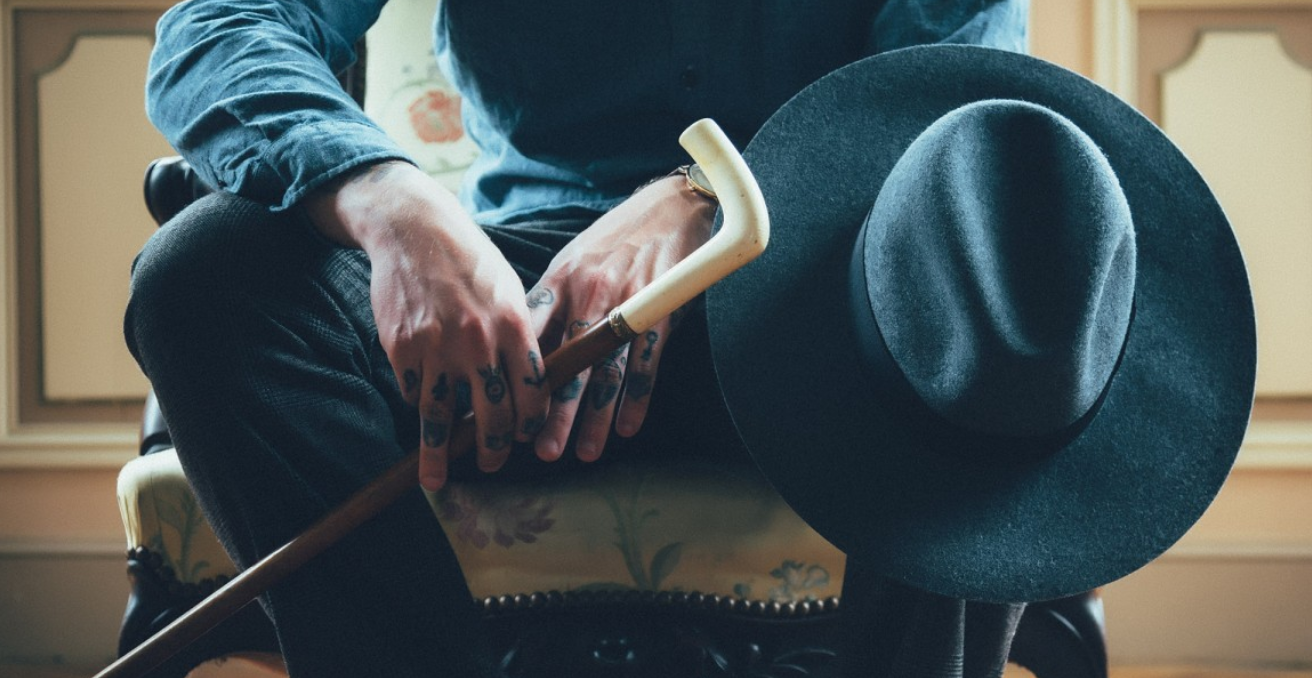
left=705, top=45, right=1256, bottom=603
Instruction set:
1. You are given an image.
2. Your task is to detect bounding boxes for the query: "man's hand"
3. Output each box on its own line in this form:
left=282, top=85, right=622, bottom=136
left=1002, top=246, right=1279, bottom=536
left=528, top=173, right=716, bottom=463
left=304, top=161, right=550, bottom=491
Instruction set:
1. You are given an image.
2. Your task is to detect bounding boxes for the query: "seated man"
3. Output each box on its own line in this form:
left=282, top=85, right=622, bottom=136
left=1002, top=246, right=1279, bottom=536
left=127, top=1, right=1028, bottom=676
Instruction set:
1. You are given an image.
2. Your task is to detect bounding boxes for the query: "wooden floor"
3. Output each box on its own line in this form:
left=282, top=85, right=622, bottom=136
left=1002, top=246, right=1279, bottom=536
left=5, top=664, right=1311, bottom=678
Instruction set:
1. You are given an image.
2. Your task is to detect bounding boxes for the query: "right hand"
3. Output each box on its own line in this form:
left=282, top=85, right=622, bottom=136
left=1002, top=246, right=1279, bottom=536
left=303, top=161, right=550, bottom=492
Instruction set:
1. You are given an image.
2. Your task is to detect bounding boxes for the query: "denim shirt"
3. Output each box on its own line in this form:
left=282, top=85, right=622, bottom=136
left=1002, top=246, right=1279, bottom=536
left=147, top=0, right=1027, bottom=225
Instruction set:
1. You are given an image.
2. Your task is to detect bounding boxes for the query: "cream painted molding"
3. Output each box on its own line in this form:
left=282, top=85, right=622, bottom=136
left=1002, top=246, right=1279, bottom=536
left=1091, top=0, right=1312, bottom=472
left=1093, top=0, right=1138, bottom=99
left=1160, top=541, right=1312, bottom=560
left=1092, top=0, right=1312, bottom=101
left=0, top=537, right=125, bottom=558
left=1237, top=421, right=1312, bottom=469
left=0, top=0, right=170, bottom=469
left=1, top=5, right=20, bottom=456
left=0, top=431, right=137, bottom=468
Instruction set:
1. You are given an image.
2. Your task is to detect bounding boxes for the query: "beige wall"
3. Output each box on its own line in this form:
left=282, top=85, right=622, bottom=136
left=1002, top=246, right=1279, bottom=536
left=2, top=0, right=1312, bottom=670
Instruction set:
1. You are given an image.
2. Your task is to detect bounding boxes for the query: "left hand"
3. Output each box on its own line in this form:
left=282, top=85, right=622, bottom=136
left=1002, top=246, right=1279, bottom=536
left=527, top=173, right=716, bottom=463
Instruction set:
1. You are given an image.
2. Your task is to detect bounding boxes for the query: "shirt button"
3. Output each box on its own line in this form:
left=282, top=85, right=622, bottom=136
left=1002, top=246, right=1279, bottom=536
left=680, top=66, right=700, bottom=90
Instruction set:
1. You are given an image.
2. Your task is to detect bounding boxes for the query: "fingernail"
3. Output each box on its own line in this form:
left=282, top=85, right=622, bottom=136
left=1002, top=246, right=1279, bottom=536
left=420, top=473, right=444, bottom=493
left=577, top=443, right=599, bottom=462
left=537, top=439, right=561, bottom=462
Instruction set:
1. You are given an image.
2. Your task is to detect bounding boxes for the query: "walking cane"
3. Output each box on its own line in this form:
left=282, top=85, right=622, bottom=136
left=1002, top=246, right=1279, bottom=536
left=96, top=118, right=770, bottom=678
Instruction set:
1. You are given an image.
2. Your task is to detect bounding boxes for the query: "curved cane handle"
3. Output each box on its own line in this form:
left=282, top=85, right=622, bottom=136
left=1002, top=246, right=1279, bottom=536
left=613, top=118, right=770, bottom=333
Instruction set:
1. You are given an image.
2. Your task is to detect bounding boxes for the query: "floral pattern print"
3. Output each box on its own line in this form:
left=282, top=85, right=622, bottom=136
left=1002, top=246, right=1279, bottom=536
left=767, top=560, right=832, bottom=603
left=407, top=89, right=464, bottom=144
left=438, top=486, right=555, bottom=549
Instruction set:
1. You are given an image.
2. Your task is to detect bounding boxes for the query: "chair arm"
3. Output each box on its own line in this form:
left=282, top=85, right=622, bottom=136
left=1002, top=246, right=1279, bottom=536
left=142, top=156, right=214, bottom=227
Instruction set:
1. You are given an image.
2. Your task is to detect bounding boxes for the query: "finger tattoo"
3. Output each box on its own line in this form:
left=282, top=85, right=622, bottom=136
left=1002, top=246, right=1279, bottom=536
left=431, top=373, right=450, bottom=401
left=568, top=319, right=591, bottom=338
left=478, top=365, right=507, bottom=404
left=554, top=376, right=584, bottom=402
left=484, top=432, right=512, bottom=452
left=455, top=380, right=473, bottom=415
left=640, top=330, right=659, bottom=362
left=526, top=287, right=556, bottom=309
left=524, top=351, right=548, bottom=388
left=590, top=349, right=626, bottom=410
left=403, top=368, right=420, bottom=393
left=522, top=415, right=546, bottom=437
left=422, top=418, right=450, bottom=448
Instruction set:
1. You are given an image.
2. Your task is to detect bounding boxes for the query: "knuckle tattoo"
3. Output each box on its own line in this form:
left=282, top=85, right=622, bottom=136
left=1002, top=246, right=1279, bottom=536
left=431, top=373, right=451, bottom=401
left=524, top=351, right=548, bottom=388
left=402, top=368, right=420, bottom=393
left=477, top=365, right=507, bottom=404
left=554, top=376, right=584, bottom=402
left=640, top=331, right=659, bottom=362
left=526, top=287, right=555, bottom=309
left=567, top=320, right=591, bottom=339
left=522, top=415, right=546, bottom=437
left=422, top=418, right=450, bottom=448
left=484, top=432, right=512, bottom=452
left=455, top=380, right=473, bottom=415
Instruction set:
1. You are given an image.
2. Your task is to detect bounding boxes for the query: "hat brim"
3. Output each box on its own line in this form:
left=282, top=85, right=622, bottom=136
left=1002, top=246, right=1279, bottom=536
left=705, top=45, right=1256, bottom=603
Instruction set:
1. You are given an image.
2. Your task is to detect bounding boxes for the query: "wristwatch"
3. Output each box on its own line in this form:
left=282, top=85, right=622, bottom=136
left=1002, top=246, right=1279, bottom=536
left=675, top=163, right=718, bottom=203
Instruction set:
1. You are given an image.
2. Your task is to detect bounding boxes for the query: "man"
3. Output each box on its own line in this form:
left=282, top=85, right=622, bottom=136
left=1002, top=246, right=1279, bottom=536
left=129, top=1, right=1028, bottom=675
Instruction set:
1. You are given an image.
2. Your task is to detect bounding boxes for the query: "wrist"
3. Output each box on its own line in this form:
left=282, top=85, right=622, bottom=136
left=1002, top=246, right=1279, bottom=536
left=674, top=163, right=718, bottom=203
left=304, top=160, right=466, bottom=251
left=636, top=163, right=718, bottom=205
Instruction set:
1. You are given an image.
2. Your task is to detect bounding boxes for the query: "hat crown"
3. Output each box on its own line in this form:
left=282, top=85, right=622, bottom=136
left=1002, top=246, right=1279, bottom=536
left=862, top=99, right=1137, bottom=440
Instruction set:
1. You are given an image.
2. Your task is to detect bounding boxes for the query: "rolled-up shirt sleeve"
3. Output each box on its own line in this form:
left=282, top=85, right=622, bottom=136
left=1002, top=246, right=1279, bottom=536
left=869, top=0, right=1029, bottom=54
left=146, top=0, right=410, bottom=211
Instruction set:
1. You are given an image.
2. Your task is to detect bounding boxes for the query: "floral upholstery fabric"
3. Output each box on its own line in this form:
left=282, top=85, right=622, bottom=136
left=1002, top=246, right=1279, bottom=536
left=362, top=0, right=477, bottom=191
left=118, top=450, right=846, bottom=602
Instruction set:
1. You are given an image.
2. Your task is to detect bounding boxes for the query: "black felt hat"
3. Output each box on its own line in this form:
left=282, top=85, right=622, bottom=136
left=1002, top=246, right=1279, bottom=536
left=705, top=45, right=1256, bottom=603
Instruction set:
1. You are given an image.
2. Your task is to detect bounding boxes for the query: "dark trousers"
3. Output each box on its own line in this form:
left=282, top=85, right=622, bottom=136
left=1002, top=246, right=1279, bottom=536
left=124, top=192, right=1022, bottom=677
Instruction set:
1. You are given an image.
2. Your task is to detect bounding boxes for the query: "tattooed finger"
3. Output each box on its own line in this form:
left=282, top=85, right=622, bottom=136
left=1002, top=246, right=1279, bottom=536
left=589, top=348, right=627, bottom=411
left=568, top=319, right=591, bottom=338
left=422, top=417, right=450, bottom=448
left=454, top=380, right=473, bottom=416
left=477, top=364, right=507, bottom=404
left=526, top=286, right=556, bottom=309
left=524, top=350, right=548, bottom=388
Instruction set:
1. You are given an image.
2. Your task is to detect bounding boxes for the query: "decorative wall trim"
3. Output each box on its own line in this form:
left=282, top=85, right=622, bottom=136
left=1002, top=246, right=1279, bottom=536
left=10, top=9, right=162, bottom=426
left=1161, top=542, right=1312, bottom=561
left=1238, top=421, right=1312, bottom=469
left=1093, top=0, right=1138, bottom=99
left=0, top=538, right=124, bottom=558
left=0, top=429, right=136, bottom=468
left=1094, top=0, right=1312, bottom=103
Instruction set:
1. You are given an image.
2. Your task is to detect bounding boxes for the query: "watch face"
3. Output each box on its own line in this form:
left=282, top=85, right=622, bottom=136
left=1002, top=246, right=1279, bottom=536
left=687, top=163, right=717, bottom=200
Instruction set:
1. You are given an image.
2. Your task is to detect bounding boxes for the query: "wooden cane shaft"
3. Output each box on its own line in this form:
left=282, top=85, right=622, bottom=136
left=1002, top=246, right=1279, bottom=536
left=95, top=321, right=630, bottom=678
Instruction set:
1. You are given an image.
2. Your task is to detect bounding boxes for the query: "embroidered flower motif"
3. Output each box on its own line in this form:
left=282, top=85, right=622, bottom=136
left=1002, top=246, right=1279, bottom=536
left=407, top=89, right=464, bottom=144
left=439, top=487, right=555, bottom=549
left=767, top=559, right=831, bottom=603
